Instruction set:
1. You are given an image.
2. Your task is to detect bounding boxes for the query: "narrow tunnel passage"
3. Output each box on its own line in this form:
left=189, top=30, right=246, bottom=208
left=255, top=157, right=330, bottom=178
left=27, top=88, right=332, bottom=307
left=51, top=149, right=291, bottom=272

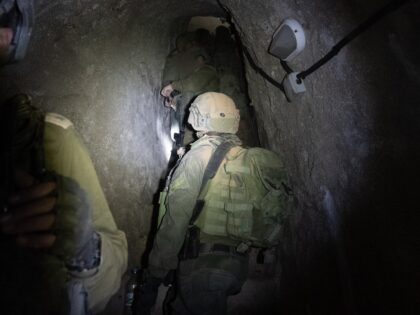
left=143, top=17, right=271, bottom=315
left=1, top=0, right=419, bottom=314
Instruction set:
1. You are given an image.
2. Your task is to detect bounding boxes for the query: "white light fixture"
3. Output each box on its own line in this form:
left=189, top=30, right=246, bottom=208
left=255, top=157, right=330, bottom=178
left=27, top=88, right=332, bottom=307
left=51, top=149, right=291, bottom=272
left=269, top=18, right=306, bottom=62
left=283, top=72, right=306, bottom=101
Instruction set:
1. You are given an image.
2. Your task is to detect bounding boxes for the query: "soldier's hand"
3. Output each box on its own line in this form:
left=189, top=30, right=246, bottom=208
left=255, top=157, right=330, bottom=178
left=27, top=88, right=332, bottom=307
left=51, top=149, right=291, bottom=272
left=164, top=97, right=172, bottom=108
left=161, top=83, right=174, bottom=98
left=164, top=97, right=177, bottom=110
left=0, top=28, right=13, bottom=56
left=177, top=146, right=186, bottom=157
left=0, top=169, right=57, bottom=249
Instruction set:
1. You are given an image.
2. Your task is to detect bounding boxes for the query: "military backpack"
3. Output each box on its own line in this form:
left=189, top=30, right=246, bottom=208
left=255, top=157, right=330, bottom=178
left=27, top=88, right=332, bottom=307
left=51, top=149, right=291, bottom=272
left=194, top=145, right=293, bottom=249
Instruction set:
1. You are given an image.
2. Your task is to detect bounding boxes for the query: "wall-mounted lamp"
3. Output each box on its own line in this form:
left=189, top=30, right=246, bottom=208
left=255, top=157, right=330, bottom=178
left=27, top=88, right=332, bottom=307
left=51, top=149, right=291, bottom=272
left=269, top=18, right=305, bottom=62
left=269, top=18, right=306, bottom=101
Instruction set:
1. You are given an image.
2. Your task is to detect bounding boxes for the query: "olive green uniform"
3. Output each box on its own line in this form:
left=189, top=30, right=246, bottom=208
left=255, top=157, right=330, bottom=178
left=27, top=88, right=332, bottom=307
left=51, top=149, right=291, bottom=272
left=149, top=133, right=248, bottom=314
left=170, top=64, right=219, bottom=95
left=162, top=46, right=219, bottom=147
left=171, top=65, right=219, bottom=146
left=0, top=113, right=128, bottom=314
left=162, top=47, right=209, bottom=86
left=44, top=114, right=128, bottom=313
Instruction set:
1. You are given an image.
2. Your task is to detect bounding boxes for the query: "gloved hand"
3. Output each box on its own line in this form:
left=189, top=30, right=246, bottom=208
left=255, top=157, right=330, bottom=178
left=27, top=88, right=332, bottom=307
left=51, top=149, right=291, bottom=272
left=132, top=271, right=162, bottom=315
left=160, top=83, right=174, bottom=98
left=1, top=169, right=58, bottom=248
left=0, top=168, right=98, bottom=269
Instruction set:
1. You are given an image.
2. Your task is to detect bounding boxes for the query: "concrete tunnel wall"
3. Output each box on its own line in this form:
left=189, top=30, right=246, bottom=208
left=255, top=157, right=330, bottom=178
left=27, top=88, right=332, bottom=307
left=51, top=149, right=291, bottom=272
left=1, top=0, right=419, bottom=314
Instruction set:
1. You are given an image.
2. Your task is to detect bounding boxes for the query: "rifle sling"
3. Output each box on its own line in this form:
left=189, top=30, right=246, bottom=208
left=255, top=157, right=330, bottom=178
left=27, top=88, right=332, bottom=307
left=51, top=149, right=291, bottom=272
left=189, top=140, right=234, bottom=225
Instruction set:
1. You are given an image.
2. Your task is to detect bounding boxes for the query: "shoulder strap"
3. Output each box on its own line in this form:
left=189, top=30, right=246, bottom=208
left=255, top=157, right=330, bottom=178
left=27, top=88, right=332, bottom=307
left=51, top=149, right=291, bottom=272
left=189, top=140, right=235, bottom=225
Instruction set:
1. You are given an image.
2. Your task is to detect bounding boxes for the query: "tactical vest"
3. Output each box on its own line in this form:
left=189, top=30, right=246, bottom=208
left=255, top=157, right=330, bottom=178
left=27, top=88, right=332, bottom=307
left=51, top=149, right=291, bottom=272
left=195, top=146, right=293, bottom=248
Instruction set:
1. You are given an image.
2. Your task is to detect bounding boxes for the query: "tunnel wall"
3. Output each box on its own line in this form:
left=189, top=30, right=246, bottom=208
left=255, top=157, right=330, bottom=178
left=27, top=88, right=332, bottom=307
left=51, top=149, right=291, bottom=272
left=1, top=0, right=419, bottom=314
left=1, top=0, right=223, bottom=270
left=221, top=0, right=420, bottom=313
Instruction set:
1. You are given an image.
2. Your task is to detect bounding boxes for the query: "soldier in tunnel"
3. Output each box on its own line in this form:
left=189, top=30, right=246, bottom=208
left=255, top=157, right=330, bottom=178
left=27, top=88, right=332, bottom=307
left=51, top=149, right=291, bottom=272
left=212, top=25, right=257, bottom=147
left=194, top=28, right=214, bottom=57
left=0, top=2, right=127, bottom=314
left=134, top=92, right=292, bottom=315
left=161, top=31, right=219, bottom=153
left=213, top=25, right=242, bottom=80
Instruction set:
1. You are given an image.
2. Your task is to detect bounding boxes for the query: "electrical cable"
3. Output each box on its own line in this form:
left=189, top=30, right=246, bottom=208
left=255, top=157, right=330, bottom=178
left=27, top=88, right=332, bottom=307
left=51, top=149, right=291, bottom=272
left=241, top=46, right=285, bottom=92
left=297, top=0, right=410, bottom=81
left=280, top=60, right=294, bottom=74
left=219, top=0, right=410, bottom=94
left=217, top=0, right=286, bottom=92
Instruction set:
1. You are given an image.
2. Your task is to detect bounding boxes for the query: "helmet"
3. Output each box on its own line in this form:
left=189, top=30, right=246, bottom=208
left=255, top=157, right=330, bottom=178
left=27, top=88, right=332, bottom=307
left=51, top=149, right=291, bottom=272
left=188, top=92, right=240, bottom=134
left=0, top=0, right=34, bottom=65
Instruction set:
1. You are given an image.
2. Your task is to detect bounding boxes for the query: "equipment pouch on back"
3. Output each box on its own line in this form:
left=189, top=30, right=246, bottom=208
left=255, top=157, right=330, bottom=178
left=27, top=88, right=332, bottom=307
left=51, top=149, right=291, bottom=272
left=199, top=146, right=293, bottom=248
left=179, top=225, right=200, bottom=260
left=225, top=202, right=253, bottom=240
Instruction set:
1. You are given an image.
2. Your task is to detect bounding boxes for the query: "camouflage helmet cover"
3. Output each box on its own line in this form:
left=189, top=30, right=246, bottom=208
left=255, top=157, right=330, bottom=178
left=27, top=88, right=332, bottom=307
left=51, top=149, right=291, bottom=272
left=188, top=92, right=240, bottom=134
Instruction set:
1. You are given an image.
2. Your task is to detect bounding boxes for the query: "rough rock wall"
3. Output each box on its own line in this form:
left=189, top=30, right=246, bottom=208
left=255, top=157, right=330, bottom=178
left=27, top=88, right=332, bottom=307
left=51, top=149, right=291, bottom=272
left=221, top=0, right=420, bottom=313
left=1, top=0, right=222, bottom=270
left=1, top=0, right=419, bottom=314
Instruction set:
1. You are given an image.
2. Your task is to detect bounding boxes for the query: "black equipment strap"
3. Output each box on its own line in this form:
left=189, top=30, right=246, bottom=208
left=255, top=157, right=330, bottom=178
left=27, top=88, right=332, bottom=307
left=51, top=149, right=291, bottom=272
left=219, top=0, right=410, bottom=92
left=189, top=141, right=235, bottom=225
left=297, top=0, right=410, bottom=81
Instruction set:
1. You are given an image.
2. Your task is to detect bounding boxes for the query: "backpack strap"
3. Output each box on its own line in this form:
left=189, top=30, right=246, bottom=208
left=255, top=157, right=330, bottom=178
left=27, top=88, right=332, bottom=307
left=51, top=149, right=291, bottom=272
left=189, top=140, right=235, bottom=225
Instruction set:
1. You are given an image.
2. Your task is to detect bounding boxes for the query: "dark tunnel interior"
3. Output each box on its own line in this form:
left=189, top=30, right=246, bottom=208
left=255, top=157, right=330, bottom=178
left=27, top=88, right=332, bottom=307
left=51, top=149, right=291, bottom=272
left=1, top=0, right=420, bottom=314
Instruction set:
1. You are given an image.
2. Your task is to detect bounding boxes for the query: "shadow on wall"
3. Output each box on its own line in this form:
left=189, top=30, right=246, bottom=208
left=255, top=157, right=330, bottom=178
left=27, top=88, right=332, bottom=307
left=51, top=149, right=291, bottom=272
left=236, top=1, right=420, bottom=314
left=2, top=0, right=419, bottom=314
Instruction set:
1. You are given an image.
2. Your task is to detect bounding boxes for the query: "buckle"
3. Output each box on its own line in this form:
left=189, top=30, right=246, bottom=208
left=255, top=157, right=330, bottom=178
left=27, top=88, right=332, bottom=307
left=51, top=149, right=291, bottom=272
left=199, top=243, right=248, bottom=256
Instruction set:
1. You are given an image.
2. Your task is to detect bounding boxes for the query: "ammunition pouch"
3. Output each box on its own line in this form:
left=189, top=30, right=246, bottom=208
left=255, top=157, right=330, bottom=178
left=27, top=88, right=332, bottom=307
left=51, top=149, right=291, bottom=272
left=179, top=225, right=201, bottom=260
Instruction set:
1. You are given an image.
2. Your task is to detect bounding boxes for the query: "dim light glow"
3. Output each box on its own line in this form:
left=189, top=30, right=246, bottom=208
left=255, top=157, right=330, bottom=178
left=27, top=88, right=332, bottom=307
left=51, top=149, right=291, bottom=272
left=156, top=118, right=173, bottom=161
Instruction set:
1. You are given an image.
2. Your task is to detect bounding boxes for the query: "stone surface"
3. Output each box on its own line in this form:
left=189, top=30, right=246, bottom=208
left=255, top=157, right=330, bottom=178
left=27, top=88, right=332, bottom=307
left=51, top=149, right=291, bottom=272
left=220, top=0, right=420, bottom=314
left=1, top=0, right=419, bottom=314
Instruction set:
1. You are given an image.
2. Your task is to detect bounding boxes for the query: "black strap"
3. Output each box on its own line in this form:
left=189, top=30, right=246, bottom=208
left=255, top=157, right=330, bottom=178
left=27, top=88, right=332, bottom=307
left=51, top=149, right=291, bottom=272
left=241, top=45, right=285, bottom=92
left=297, top=0, right=410, bottom=81
left=219, top=0, right=410, bottom=92
left=189, top=141, right=235, bottom=225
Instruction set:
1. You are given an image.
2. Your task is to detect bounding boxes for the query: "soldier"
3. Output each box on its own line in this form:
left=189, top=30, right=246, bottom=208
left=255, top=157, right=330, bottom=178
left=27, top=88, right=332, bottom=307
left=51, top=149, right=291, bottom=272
left=213, top=26, right=243, bottom=81
left=161, top=32, right=219, bottom=150
left=194, top=28, right=214, bottom=57
left=161, top=32, right=205, bottom=87
left=134, top=92, right=292, bottom=315
left=213, top=25, right=258, bottom=146
left=0, top=2, right=127, bottom=314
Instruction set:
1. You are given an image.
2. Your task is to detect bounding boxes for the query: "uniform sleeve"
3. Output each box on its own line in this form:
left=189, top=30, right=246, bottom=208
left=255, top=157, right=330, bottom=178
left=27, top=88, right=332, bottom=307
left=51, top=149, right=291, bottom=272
left=43, top=117, right=128, bottom=313
left=148, top=147, right=212, bottom=278
left=171, top=65, right=219, bottom=94
left=162, top=52, right=178, bottom=86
